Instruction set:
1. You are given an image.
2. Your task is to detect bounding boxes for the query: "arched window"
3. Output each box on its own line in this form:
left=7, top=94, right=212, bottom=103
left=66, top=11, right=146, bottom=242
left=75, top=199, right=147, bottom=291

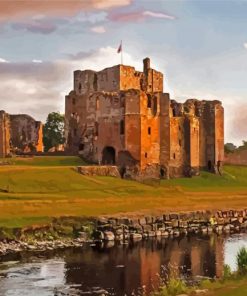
left=95, top=122, right=99, bottom=136
left=96, top=97, right=99, bottom=110
left=120, top=120, right=125, bottom=135
left=78, top=83, right=82, bottom=93
left=147, top=94, right=152, bottom=108
left=152, top=96, right=157, bottom=116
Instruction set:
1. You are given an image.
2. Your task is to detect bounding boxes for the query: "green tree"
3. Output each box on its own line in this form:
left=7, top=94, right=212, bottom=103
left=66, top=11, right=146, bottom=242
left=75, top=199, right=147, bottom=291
left=43, top=112, right=65, bottom=152
left=224, top=143, right=237, bottom=154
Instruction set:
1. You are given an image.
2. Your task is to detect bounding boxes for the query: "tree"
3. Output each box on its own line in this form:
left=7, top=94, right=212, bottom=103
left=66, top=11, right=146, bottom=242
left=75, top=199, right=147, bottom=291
left=224, top=142, right=237, bottom=154
left=43, top=112, right=65, bottom=152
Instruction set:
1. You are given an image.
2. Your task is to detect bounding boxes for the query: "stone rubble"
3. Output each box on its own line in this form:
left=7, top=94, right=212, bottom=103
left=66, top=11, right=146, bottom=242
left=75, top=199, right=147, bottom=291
left=0, top=238, right=85, bottom=257
left=92, top=209, right=247, bottom=242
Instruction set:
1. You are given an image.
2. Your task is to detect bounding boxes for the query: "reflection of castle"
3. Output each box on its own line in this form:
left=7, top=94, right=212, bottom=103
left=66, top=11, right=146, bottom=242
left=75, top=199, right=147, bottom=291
left=63, top=236, right=225, bottom=295
left=65, top=58, right=224, bottom=178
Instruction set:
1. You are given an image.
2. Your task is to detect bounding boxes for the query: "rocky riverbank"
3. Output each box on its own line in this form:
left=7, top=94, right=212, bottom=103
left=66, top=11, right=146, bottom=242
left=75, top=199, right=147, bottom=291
left=92, top=209, right=247, bottom=242
left=0, top=237, right=86, bottom=257
left=1, top=209, right=247, bottom=258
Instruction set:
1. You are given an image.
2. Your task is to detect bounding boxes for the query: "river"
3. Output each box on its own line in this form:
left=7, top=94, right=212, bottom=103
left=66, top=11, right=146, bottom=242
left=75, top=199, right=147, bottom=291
left=0, top=233, right=247, bottom=296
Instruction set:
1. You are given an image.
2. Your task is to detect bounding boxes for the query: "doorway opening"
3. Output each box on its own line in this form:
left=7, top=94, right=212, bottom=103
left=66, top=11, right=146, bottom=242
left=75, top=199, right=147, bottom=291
left=102, top=146, right=116, bottom=165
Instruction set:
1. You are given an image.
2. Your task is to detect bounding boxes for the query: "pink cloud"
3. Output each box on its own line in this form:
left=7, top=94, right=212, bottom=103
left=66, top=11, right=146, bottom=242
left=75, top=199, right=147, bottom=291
left=108, top=9, right=176, bottom=22
left=0, top=0, right=132, bottom=22
left=12, top=20, right=57, bottom=34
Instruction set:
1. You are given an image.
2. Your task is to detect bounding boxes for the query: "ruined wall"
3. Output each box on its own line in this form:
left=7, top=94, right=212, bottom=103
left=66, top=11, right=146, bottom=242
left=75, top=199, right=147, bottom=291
left=215, top=104, right=224, bottom=164
left=159, top=93, right=170, bottom=171
left=124, top=89, right=141, bottom=163
left=224, top=150, right=247, bottom=165
left=0, top=111, right=10, bottom=158
left=9, top=114, right=43, bottom=152
left=187, top=116, right=200, bottom=168
left=140, top=92, right=160, bottom=168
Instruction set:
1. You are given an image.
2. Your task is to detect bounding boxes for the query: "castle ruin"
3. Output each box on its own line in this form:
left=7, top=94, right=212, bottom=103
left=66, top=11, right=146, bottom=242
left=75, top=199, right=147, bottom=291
left=65, top=58, right=224, bottom=178
left=0, top=111, right=43, bottom=157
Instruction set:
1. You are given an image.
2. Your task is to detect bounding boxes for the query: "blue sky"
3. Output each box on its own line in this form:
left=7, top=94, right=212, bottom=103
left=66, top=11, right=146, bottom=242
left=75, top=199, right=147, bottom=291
left=0, top=0, right=246, bottom=145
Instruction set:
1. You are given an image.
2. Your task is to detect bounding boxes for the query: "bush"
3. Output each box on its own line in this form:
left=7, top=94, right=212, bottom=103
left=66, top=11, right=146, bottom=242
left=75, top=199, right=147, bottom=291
left=152, top=278, right=188, bottom=296
left=223, top=264, right=232, bottom=279
left=237, top=247, right=247, bottom=274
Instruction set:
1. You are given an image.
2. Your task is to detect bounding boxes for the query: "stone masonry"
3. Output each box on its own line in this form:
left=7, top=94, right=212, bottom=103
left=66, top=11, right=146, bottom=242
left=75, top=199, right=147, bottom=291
left=65, top=58, right=224, bottom=178
left=0, top=110, right=43, bottom=157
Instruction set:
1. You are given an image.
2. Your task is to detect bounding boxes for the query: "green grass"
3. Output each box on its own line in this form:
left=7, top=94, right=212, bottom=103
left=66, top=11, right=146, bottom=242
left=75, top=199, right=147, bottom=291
left=162, top=165, right=247, bottom=191
left=0, top=157, right=246, bottom=228
left=0, top=156, right=87, bottom=166
left=199, top=277, right=247, bottom=296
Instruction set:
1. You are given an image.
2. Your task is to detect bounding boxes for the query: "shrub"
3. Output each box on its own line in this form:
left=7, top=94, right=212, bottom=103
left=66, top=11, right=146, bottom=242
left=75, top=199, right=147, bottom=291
left=237, top=247, right=247, bottom=274
left=152, top=278, right=188, bottom=296
left=223, top=264, right=232, bottom=279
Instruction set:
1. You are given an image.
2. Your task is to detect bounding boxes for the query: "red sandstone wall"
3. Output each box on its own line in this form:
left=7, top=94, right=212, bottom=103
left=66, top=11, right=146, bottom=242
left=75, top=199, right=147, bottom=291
left=0, top=111, right=10, bottom=157
left=140, top=92, right=160, bottom=168
left=125, top=90, right=141, bottom=162
left=189, top=117, right=200, bottom=168
left=224, top=150, right=247, bottom=165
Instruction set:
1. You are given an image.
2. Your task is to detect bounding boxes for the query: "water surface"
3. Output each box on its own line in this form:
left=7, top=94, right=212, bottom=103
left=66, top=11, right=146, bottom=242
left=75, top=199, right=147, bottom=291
left=1, top=233, right=247, bottom=296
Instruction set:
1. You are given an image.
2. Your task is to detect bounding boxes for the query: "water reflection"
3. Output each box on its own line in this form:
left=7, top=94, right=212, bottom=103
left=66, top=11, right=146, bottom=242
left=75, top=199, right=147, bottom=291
left=0, top=233, right=247, bottom=296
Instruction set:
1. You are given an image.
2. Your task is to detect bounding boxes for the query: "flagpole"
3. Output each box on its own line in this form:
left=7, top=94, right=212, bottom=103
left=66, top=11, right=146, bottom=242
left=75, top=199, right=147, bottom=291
left=121, top=40, right=123, bottom=65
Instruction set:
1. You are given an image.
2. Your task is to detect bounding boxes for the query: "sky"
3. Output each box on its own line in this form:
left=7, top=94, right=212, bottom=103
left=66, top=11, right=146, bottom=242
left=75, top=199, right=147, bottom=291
left=0, top=0, right=246, bottom=145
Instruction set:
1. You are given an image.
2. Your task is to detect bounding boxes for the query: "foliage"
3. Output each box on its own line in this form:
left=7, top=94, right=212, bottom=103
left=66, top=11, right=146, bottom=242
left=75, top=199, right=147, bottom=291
left=237, top=141, right=247, bottom=152
left=223, top=264, right=232, bottom=279
left=237, top=247, right=247, bottom=274
left=151, top=278, right=188, bottom=296
left=43, top=112, right=65, bottom=152
left=224, top=143, right=237, bottom=154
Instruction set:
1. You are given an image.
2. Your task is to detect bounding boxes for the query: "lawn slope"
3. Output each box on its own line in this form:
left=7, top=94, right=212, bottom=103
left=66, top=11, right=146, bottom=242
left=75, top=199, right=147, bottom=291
left=0, top=156, right=246, bottom=227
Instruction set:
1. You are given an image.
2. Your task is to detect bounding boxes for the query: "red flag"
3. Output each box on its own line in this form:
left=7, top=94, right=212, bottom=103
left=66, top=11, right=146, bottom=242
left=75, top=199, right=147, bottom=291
left=117, top=42, right=122, bottom=53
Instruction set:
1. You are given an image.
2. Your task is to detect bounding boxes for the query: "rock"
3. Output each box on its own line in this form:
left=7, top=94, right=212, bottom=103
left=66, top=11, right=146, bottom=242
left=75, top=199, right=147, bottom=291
left=93, top=230, right=104, bottom=241
left=104, top=231, right=115, bottom=241
left=194, top=289, right=208, bottom=294
left=139, top=218, right=146, bottom=225
left=155, top=230, right=162, bottom=236
left=147, top=231, right=155, bottom=237
left=130, top=233, right=142, bottom=240
left=173, top=230, right=180, bottom=237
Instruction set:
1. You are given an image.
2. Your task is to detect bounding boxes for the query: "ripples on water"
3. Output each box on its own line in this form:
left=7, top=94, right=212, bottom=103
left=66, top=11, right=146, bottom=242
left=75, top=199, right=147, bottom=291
left=1, top=233, right=247, bottom=296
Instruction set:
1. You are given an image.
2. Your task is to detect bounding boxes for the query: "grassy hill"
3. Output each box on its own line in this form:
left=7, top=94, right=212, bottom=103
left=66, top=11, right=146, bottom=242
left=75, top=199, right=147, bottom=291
left=0, top=156, right=247, bottom=228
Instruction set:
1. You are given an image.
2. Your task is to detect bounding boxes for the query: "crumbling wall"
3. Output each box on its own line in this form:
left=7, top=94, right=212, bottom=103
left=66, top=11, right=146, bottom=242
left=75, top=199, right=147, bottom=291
left=0, top=111, right=10, bottom=157
left=9, top=114, right=43, bottom=152
left=159, top=93, right=170, bottom=170
left=140, top=92, right=160, bottom=168
left=224, top=150, right=247, bottom=165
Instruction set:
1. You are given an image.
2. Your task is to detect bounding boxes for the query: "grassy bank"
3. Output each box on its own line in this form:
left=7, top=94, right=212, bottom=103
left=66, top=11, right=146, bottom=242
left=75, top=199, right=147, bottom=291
left=0, top=156, right=247, bottom=228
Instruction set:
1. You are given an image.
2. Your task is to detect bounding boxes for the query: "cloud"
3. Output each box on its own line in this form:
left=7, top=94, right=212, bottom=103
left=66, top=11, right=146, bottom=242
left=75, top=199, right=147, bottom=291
left=32, top=60, right=43, bottom=63
left=90, top=25, right=106, bottom=34
left=0, top=61, right=71, bottom=121
left=0, top=58, right=9, bottom=63
left=244, top=43, right=247, bottom=49
left=227, top=101, right=247, bottom=145
left=66, top=46, right=142, bottom=71
left=12, top=20, right=57, bottom=34
left=108, top=9, right=175, bottom=22
left=0, top=46, right=141, bottom=122
left=143, top=11, right=176, bottom=20
left=0, top=0, right=132, bottom=22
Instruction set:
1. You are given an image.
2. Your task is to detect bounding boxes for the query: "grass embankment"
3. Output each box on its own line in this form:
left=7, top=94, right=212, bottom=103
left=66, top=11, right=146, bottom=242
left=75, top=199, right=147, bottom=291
left=201, top=277, right=247, bottom=296
left=0, top=156, right=247, bottom=228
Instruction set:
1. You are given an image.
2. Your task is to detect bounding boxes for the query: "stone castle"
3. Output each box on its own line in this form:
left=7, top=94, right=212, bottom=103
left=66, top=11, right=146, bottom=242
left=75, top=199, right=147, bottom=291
left=65, top=58, right=224, bottom=178
left=0, top=111, right=43, bottom=157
